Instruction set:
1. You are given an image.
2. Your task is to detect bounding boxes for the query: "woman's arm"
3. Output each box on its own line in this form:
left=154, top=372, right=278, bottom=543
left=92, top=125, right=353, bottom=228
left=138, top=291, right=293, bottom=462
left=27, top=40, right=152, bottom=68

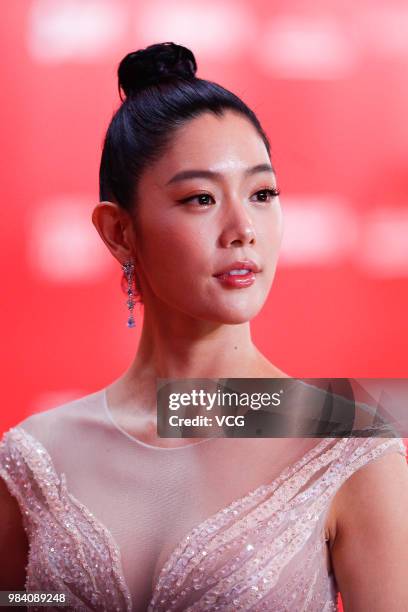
left=0, top=475, right=28, bottom=590
left=329, top=450, right=408, bottom=611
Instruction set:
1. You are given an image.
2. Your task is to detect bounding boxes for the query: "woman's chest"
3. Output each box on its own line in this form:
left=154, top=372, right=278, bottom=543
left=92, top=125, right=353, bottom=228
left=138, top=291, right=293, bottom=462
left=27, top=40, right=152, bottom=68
left=48, top=436, right=336, bottom=609
left=99, top=469, right=333, bottom=609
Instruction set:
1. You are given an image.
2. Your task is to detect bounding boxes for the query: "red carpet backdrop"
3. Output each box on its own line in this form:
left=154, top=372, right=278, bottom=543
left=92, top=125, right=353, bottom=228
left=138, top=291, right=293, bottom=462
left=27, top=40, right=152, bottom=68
left=1, top=4, right=407, bottom=430
left=1, top=2, right=408, bottom=609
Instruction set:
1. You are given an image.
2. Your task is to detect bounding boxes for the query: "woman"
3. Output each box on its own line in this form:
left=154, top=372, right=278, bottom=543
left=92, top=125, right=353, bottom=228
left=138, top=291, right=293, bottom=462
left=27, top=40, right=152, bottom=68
left=1, top=42, right=407, bottom=612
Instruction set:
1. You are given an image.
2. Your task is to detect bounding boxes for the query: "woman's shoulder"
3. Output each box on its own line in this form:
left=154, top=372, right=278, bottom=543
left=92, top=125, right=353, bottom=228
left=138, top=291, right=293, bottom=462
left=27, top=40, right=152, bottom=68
left=0, top=388, right=108, bottom=471
left=0, top=388, right=112, bottom=515
left=13, top=388, right=105, bottom=442
left=0, top=389, right=107, bottom=589
left=327, top=439, right=408, bottom=607
left=326, top=434, right=407, bottom=539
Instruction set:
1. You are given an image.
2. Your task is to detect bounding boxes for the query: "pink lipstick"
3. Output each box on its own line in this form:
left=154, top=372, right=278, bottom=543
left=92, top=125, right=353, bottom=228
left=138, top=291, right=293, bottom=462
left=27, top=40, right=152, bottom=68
left=213, top=259, right=260, bottom=288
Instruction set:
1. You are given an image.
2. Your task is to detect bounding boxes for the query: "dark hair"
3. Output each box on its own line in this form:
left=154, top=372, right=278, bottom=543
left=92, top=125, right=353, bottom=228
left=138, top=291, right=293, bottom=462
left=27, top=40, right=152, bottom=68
left=99, top=41, right=274, bottom=301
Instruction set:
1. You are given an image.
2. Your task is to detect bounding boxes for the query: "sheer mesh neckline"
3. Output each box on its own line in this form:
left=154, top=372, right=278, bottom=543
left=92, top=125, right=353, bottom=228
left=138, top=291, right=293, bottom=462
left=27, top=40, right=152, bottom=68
left=102, top=378, right=306, bottom=452
left=102, top=387, right=219, bottom=451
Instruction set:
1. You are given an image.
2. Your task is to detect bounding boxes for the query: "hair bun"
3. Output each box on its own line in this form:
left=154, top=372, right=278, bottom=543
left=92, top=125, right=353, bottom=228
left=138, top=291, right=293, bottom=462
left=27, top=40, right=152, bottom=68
left=118, top=42, right=197, bottom=99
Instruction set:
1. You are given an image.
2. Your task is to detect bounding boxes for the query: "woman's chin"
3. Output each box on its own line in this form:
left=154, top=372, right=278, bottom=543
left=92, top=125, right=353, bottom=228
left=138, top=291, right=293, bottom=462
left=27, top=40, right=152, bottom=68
left=202, top=305, right=264, bottom=325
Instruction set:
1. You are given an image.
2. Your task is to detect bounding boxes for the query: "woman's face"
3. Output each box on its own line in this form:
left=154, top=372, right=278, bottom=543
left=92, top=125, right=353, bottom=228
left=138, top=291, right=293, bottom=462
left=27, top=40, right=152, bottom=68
left=130, top=109, right=283, bottom=324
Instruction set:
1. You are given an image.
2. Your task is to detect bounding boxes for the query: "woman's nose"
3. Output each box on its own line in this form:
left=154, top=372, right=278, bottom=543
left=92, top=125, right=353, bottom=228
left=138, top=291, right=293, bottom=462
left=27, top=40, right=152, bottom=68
left=218, top=201, right=257, bottom=248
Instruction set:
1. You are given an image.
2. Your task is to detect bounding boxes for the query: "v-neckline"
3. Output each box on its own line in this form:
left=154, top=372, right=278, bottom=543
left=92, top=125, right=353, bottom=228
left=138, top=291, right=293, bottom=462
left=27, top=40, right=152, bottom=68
left=148, top=435, right=336, bottom=595
left=13, top=425, right=335, bottom=610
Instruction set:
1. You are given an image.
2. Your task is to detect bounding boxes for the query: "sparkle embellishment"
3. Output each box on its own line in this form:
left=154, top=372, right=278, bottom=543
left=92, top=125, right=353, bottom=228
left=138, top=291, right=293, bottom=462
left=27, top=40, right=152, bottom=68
left=0, top=423, right=405, bottom=612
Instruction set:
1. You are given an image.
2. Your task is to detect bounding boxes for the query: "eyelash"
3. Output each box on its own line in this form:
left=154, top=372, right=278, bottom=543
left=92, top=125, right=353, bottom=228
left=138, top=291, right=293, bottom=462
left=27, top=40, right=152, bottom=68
left=180, top=187, right=281, bottom=207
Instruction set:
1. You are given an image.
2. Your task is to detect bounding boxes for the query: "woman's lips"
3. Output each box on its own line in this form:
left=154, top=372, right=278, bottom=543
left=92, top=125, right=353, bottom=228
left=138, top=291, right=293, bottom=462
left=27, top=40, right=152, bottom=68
left=213, top=271, right=257, bottom=288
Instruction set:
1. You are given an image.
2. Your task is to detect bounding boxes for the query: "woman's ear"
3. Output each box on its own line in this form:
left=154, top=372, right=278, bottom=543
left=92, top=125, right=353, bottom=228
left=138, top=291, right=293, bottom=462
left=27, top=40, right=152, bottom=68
left=92, top=201, right=136, bottom=265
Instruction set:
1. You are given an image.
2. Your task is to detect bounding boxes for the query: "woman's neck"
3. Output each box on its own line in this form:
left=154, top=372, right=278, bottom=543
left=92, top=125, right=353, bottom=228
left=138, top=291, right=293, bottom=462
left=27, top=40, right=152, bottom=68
left=132, top=313, right=261, bottom=379
left=105, top=301, right=290, bottom=436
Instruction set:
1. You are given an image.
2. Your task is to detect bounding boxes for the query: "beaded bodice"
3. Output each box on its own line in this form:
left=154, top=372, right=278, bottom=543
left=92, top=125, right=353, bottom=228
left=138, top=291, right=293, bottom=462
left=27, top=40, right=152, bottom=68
left=0, top=389, right=406, bottom=611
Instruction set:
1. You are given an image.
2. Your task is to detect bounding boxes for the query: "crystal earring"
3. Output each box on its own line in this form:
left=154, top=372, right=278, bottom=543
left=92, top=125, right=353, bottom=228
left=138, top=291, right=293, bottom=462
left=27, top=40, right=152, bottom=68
left=122, top=260, right=136, bottom=328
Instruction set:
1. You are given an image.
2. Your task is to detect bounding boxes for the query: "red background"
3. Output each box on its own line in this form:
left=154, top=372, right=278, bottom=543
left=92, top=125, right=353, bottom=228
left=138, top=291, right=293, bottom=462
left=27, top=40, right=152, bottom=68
left=1, top=2, right=408, bottom=608
left=2, top=2, right=407, bottom=411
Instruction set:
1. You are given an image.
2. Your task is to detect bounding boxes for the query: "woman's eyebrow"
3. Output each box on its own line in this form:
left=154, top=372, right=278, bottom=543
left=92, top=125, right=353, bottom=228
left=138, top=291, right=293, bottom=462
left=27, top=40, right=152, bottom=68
left=165, top=163, right=275, bottom=186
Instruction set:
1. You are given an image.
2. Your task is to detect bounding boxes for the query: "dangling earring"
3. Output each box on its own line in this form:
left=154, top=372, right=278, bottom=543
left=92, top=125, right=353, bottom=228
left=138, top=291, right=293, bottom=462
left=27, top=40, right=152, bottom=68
left=122, top=260, right=136, bottom=328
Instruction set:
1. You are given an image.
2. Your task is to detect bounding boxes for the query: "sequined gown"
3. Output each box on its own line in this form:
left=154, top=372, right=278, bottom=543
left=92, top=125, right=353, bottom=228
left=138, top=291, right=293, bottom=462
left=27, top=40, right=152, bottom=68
left=0, top=387, right=406, bottom=611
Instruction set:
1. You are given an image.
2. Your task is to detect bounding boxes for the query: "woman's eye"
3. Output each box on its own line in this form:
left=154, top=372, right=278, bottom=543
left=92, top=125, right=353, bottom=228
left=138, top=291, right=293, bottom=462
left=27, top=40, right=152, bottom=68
left=252, top=187, right=281, bottom=203
left=181, top=193, right=215, bottom=206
